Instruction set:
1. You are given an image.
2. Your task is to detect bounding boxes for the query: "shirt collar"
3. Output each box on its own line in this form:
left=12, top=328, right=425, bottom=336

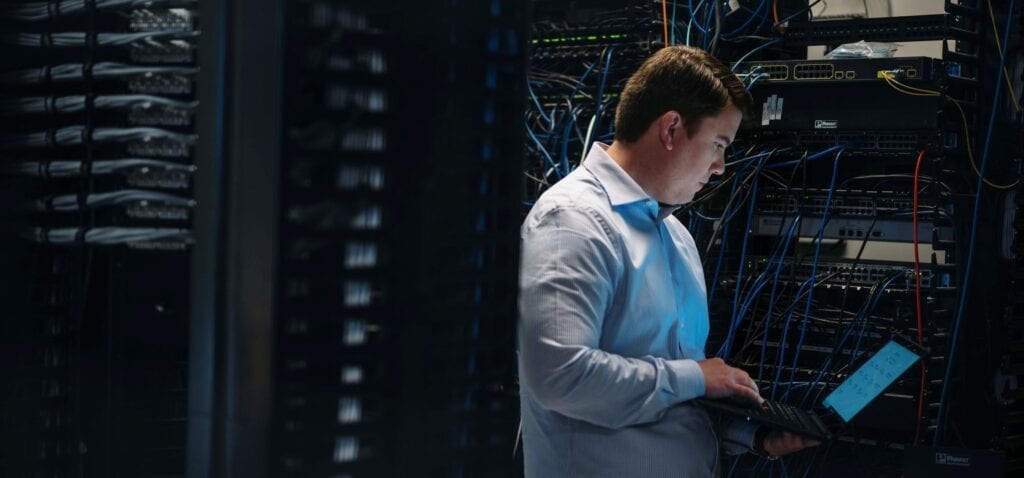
left=582, top=142, right=650, bottom=207
left=583, top=142, right=681, bottom=222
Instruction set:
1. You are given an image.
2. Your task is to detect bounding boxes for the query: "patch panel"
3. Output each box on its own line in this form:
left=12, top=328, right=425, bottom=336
left=743, top=256, right=945, bottom=289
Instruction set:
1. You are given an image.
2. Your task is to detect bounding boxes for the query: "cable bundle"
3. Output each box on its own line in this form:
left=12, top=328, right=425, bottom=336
left=22, top=226, right=193, bottom=245
left=29, top=189, right=194, bottom=212
left=0, top=126, right=197, bottom=148
left=0, top=158, right=195, bottom=178
left=0, top=62, right=198, bottom=84
left=0, top=0, right=198, bottom=22
left=0, top=94, right=197, bottom=115
left=1, top=30, right=199, bottom=47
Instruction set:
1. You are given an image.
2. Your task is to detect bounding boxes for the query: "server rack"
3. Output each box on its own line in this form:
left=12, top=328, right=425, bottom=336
left=0, top=1, right=200, bottom=476
left=188, top=0, right=527, bottom=477
left=0, top=1, right=526, bottom=477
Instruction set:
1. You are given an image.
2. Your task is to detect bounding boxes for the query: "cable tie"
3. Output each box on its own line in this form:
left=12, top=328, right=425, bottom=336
left=45, top=129, right=56, bottom=149
left=84, top=0, right=96, bottom=15
left=45, top=96, right=56, bottom=115
left=40, top=32, right=53, bottom=49
left=85, top=30, right=97, bottom=50
left=40, top=227, right=51, bottom=245
left=38, top=160, right=50, bottom=179
left=74, top=227, right=88, bottom=245
left=84, top=93, right=95, bottom=112
left=42, top=65, right=52, bottom=85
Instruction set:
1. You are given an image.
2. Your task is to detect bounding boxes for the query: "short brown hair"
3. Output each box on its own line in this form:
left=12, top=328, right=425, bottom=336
left=613, top=46, right=753, bottom=143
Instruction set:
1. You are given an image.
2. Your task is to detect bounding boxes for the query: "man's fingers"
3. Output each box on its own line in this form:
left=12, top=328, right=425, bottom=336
left=766, top=432, right=822, bottom=456
left=746, top=377, right=763, bottom=402
left=731, top=382, right=761, bottom=404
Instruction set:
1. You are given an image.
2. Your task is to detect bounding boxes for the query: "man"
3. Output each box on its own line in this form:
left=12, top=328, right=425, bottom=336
left=518, top=46, right=819, bottom=477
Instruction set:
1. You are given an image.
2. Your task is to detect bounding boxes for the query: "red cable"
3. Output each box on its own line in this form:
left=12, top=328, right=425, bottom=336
left=662, top=0, right=670, bottom=46
left=912, top=148, right=927, bottom=445
left=773, top=0, right=785, bottom=34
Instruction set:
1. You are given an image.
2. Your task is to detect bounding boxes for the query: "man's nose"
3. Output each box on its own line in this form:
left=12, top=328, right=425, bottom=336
left=710, top=154, right=725, bottom=176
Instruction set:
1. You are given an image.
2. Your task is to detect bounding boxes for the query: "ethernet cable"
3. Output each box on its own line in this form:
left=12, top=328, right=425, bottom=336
left=0, top=94, right=197, bottom=115
left=1, top=30, right=198, bottom=47
left=0, top=126, right=197, bottom=148
left=1, top=158, right=195, bottom=177
left=29, top=189, right=195, bottom=212
left=22, top=226, right=193, bottom=245
left=0, top=0, right=198, bottom=21
left=0, top=62, right=198, bottom=84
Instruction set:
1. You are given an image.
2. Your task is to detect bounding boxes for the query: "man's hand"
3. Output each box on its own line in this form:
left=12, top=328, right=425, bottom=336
left=763, top=430, right=820, bottom=456
left=697, top=358, right=762, bottom=405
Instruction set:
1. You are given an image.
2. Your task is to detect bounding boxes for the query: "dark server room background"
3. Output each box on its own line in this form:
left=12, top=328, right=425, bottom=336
left=0, top=0, right=1021, bottom=477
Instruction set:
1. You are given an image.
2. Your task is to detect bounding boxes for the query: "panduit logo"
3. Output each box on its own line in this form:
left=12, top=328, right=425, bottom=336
left=935, top=452, right=970, bottom=467
left=814, top=120, right=838, bottom=129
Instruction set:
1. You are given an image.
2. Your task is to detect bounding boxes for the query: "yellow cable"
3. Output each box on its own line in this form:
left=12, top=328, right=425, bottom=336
left=947, top=99, right=1019, bottom=189
left=880, top=72, right=1021, bottom=190
left=987, top=0, right=1021, bottom=112
left=881, top=72, right=940, bottom=96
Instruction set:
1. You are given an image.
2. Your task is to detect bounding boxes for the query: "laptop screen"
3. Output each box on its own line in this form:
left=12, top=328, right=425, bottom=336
left=822, top=339, right=921, bottom=422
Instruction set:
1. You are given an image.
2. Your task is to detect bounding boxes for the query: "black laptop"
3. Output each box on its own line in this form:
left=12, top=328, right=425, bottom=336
left=697, top=336, right=924, bottom=441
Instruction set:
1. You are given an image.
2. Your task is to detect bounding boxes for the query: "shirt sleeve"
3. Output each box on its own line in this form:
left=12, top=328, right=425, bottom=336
left=518, top=204, right=706, bottom=430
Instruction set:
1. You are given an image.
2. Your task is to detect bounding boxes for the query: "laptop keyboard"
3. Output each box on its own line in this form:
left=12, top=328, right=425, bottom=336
left=696, top=397, right=832, bottom=440
left=762, top=400, right=817, bottom=433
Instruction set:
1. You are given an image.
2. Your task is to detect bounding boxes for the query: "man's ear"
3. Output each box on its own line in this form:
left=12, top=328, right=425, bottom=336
left=658, top=111, right=685, bottom=151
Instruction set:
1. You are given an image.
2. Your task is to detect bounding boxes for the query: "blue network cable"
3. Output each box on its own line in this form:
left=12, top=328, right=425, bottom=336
left=732, top=38, right=782, bottom=72
left=726, top=147, right=792, bottom=167
left=707, top=164, right=747, bottom=305
left=746, top=73, right=767, bottom=90
left=686, top=0, right=707, bottom=46
left=671, top=0, right=679, bottom=44
left=527, top=80, right=552, bottom=126
left=579, top=47, right=615, bottom=163
left=526, top=123, right=559, bottom=178
left=847, top=275, right=908, bottom=367
left=799, top=271, right=907, bottom=406
left=732, top=207, right=800, bottom=325
left=702, top=3, right=715, bottom=51
left=719, top=164, right=761, bottom=357
left=770, top=274, right=816, bottom=399
left=758, top=216, right=801, bottom=383
left=558, top=111, right=578, bottom=176
left=722, top=0, right=769, bottom=38
left=782, top=148, right=844, bottom=399
left=568, top=53, right=600, bottom=101
left=770, top=149, right=843, bottom=398
left=767, top=144, right=846, bottom=169
left=688, top=0, right=710, bottom=34
left=935, top=0, right=1017, bottom=444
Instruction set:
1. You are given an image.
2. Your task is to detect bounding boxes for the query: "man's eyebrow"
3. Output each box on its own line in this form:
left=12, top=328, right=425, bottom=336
left=716, top=134, right=733, bottom=146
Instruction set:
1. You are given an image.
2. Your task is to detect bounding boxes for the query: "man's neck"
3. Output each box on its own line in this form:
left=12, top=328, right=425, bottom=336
left=606, top=139, right=669, bottom=203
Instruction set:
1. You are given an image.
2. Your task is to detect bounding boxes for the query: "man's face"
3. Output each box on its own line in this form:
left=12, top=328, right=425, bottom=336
left=666, top=105, right=742, bottom=204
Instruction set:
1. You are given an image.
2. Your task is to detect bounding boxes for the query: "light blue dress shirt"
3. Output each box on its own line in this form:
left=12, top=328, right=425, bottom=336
left=518, top=143, right=756, bottom=477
